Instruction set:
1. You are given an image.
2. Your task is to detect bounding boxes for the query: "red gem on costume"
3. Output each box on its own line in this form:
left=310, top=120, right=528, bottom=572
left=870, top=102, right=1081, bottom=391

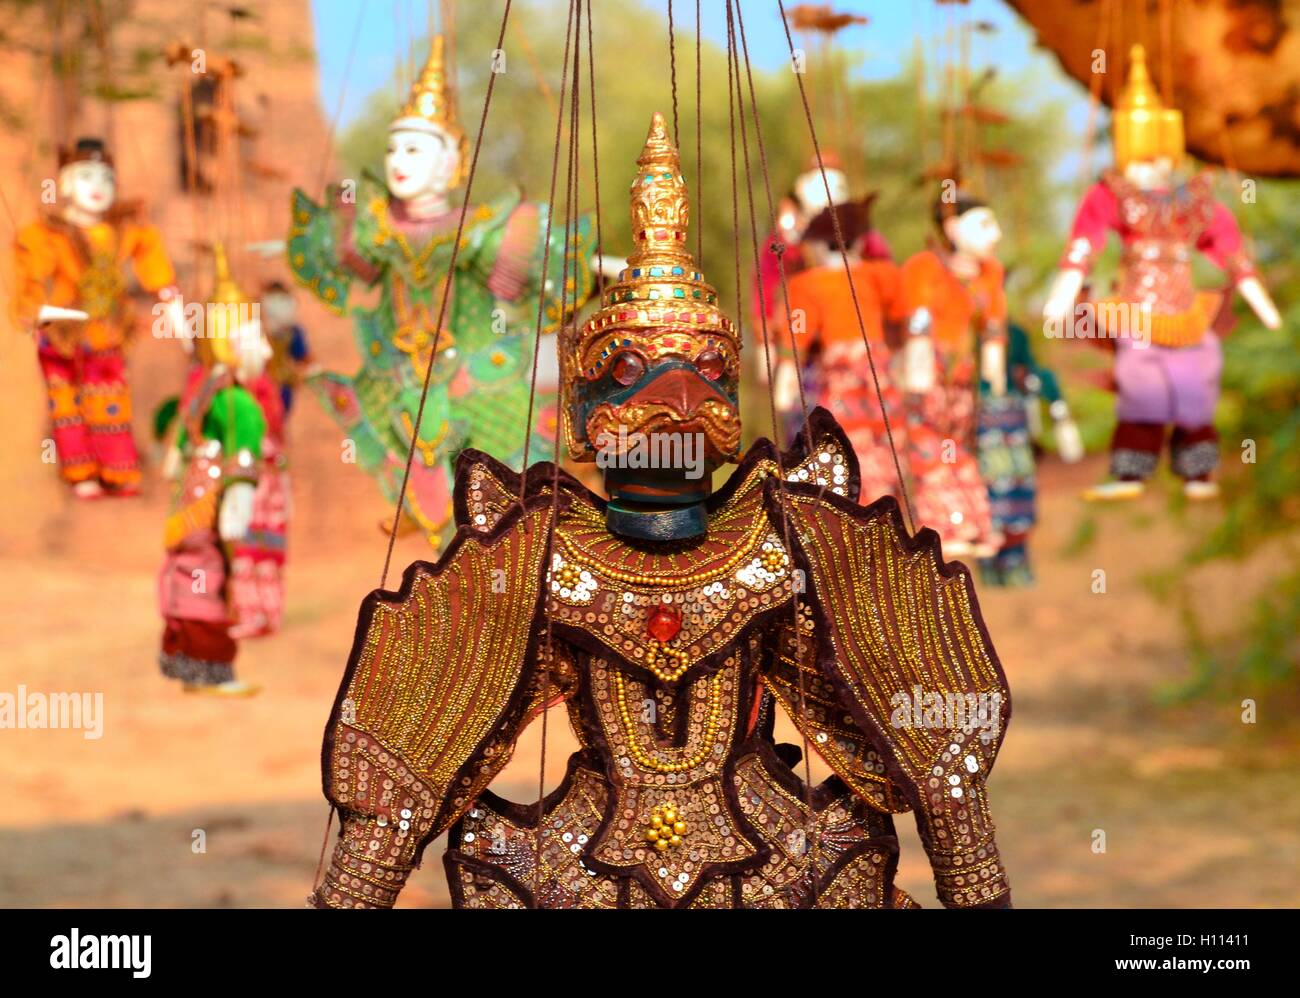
left=646, top=605, right=682, bottom=643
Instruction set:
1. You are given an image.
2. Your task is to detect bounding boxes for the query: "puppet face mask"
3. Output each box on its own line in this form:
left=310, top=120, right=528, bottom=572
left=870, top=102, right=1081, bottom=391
left=385, top=127, right=461, bottom=202
left=60, top=161, right=116, bottom=216
left=1122, top=156, right=1175, bottom=191
left=793, top=166, right=849, bottom=217
left=945, top=206, right=1003, bottom=260
left=232, top=319, right=273, bottom=383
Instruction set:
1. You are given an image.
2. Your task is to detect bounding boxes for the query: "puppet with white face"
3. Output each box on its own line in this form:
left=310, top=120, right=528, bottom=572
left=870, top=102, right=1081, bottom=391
left=13, top=137, right=178, bottom=499
left=157, top=246, right=279, bottom=697
left=384, top=124, right=464, bottom=210
left=888, top=191, right=1009, bottom=556
left=285, top=37, right=603, bottom=549
left=59, top=157, right=117, bottom=223
left=942, top=204, right=1002, bottom=263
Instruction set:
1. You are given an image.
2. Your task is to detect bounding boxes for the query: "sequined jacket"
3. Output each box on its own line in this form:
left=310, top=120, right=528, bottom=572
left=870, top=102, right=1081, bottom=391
left=1060, top=172, right=1256, bottom=346
left=13, top=212, right=175, bottom=355
left=287, top=174, right=597, bottom=543
left=312, top=409, right=1013, bottom=909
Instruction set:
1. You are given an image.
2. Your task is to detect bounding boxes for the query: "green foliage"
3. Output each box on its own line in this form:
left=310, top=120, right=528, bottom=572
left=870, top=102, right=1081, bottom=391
left=336, top=2, right=1072, bottom=306
left=89, top=81, right=159, bottom=103
left=1171, top=177, right=1300, bottom=695
left=332, top=1, right=1300, bottom=695
left=336, top=0, right=1075, bottom=453
left=1059, top=513, right=1097, bottom=559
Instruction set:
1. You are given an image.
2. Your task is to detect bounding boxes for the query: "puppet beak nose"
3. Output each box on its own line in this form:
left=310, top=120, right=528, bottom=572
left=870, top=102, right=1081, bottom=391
left=626, top=365, right=727, bottom=418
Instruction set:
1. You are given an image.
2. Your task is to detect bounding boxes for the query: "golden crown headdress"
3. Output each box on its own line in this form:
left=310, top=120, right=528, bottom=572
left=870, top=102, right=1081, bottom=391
left=570, top=112, right=735, bottom=368
left=195, top=243, right=258, bottom=369
left=391, top=35, right=469, bottom=184
left=1112, top=44, right=1184, bottom=169
left=561, top=112, right=738, bottom=459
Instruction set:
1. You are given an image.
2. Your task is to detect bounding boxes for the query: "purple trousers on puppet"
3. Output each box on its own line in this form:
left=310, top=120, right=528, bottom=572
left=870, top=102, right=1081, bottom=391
left=1111, top=333, right=1223, bottom=482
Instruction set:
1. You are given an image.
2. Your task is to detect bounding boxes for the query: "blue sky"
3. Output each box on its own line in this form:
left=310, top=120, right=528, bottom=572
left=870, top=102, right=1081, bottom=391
left=309, top=0, right=1092, bottom=133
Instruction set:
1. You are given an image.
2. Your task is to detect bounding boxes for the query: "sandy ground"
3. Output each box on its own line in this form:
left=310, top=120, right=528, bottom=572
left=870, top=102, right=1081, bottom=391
left=2, top=324, right=1298, bottom=907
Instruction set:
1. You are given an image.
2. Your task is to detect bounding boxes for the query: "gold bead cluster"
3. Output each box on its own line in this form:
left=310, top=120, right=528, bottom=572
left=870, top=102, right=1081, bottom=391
left=760, top=548, right=787, bottom=573
left=644, top=803, right=688, bottom=852
left=644, top=638, right=690, bottom=683
left=553, top=564, right=583, bottom=589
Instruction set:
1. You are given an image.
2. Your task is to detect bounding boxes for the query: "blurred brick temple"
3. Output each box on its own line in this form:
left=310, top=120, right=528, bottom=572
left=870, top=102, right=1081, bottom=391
left=0, top=0, right=358, bottom=559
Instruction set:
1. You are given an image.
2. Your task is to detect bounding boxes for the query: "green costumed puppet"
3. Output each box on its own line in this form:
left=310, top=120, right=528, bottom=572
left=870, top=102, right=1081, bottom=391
left=288, top=36, right=596, bottom=547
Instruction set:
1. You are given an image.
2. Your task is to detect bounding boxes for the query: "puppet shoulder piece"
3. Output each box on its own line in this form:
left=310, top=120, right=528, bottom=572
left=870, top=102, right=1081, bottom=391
left=768, top=462, right=1012, bottom=807
left=322, top=494, right=559, bottom=834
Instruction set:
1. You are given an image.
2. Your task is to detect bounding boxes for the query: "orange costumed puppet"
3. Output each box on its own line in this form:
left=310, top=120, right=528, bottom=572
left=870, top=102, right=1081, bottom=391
left=13, top=137, right=179, bottom=497
left=773, top=197, right=905, bottom=505
left=893, top=192, right=1005, bottom=556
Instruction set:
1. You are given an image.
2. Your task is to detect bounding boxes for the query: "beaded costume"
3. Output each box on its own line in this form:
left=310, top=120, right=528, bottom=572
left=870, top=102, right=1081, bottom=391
left=288, top=37, right=596, bottom=546
left=312, top=115, right=1013, bottom=910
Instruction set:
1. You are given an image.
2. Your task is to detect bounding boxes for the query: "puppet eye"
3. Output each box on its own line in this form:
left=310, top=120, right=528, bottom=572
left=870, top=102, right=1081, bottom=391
left=610, top=350, right=646, bottom=386
left=695, top=349, right=725, bottom=382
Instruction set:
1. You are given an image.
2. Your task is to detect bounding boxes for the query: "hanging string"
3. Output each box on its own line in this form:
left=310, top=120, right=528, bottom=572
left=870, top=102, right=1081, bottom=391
left=517, top=0, right=579, bottom=501
left=316, top=0, right=370, bottom=200
left=728, top=0, right=819, bottom=907
left=510, top=14, right=560, bottom=119
left=1108, top=0, right=1124, bottom=106
left=695, top=0, right=703, bottom=266
left=1159, top=0, right=1174, bottom=106
left=442, top=0, right=457, bottom=81
left=53, top=0, right=70, bottom=151
left=668, top=0, right=680, bottom=145
left=310, top=804, right=336, bottom=892
left=773, top=0, right=918, bottom=532
left=732, top=6, right=814, bottom=463
left=378, top=0, right=517, bottom=589
left=20, top=12, right=55, bottom=201
left=395, top=0, right=409, bottom=95
left=178, top=55, right=205, bottom=287
left=221, top=65, right=251, bottom=292
left=586, top=0, right=605, bottom=290
left=913, top=5, right=928, bottom=171
left=939, top=3, right=956, bottom=176
left=86, top=0, right=113, bottom=149
left=533, top=0, right=584, bottom=904
left=1077, top=0, right=1113, bottom=189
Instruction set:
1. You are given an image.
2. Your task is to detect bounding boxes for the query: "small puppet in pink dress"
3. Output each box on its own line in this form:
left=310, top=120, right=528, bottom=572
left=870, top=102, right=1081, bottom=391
left=1042, top=45, right=1281, bottom=503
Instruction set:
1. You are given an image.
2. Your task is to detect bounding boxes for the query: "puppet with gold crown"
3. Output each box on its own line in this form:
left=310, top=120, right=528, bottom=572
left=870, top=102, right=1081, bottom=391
left=310, top=115, right=1012, bottom=910
left=156, top=248, right=274, bottom=697
left=287, top=38, right=597, bottom=547
left=13, top=137, right=180, bottom=498
left=1043, top=45, right=1281, bottom=502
